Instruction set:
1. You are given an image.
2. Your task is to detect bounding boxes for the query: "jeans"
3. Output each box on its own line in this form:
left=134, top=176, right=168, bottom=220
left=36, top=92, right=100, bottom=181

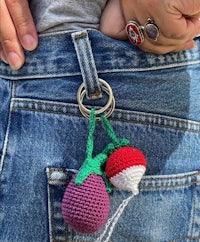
left=0, top=30, right=200, bottom=242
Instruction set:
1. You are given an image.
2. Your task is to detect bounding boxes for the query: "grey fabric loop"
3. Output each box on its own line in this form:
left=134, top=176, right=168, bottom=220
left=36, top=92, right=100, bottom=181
left=72, top=30, right=102, bottom=100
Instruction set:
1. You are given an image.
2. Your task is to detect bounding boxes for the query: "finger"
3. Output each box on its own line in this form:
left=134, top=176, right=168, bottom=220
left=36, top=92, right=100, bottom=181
left=159, top=16, right=200, bottom=40
left=185, top=17, right=200, bottom=38
left=139, top=39, right=195, bottom=54
left=132, top=15, right=199, bottom=49
left=135, top=14, right=199, bottom=45
left=156, top=17, right=199, bottom=47
left=0, top=44, right=8, bottom=64
left=0, top=0, right=24, bottom=70
left=162, top=0, right=200, bottom=37
left=5, top=0, right=38, bottom=51
left=170, top=0, right=200, bottom=17
left=125, top=19, right=196, bottom=51
left=148, top=30, right=196, bottom=48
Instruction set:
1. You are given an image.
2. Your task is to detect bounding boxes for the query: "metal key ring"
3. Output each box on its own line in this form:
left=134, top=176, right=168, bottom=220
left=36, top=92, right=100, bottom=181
left=77, top=78, right=115, bottom=119
left=78, top=88, right=115, bottom=119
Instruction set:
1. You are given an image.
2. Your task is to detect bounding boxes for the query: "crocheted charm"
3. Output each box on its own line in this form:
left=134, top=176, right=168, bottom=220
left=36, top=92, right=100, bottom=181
left=100, top=115, right=147, bottom=195
left=61, top=109, right=110, bottom=234
left=106, top=146, right=146, bottom=195
left=62, top=173, right=110, bottom=234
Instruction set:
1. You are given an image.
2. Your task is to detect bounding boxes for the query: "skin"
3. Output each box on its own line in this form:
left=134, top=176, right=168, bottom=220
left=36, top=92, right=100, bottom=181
left=100, top=0, right=200, bottom=54
left=0, top=0, right=200, bottom=70
left=0, top=0, right=38, bottom=70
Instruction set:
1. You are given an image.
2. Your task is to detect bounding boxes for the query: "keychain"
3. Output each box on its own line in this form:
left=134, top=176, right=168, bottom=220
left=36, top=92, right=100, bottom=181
left=61, top=80, right=147, bottom=238
left=61, top=109, right=110, bottom=234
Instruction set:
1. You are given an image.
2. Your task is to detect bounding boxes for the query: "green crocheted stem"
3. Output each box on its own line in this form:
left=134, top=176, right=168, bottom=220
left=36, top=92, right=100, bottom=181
left=100, top=114, right=130, bottom=155
left=102, top=138, right=130, bottom=157
left=75, top=109, right=130, bottom=193
left=75, top=109, right=109, bottom=188
left=85, top=108, right=96, bottom=159
left=75, top=153, right=107, bottom=184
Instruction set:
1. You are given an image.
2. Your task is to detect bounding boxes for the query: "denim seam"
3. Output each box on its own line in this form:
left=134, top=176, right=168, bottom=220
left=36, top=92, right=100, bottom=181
left=12, top=105, right=200, bottom=133
left=0, top=72, right=82, bottom=80
left=13, top=106, right=82, bottom=117
left=46, top=168, right=54, bottom=242
left=50, top=185, right=57, bottom=242
left=47, top=180, right=200, bottom=190
left=49, top=182, right=62, bottom=242
left=190, top=182, right=200, bottom=238
left=187, top=181, right=197, bottom=239
left=47, top=168, right=63, bottom=242
left=142, top=171, right=200, bottom=181
left=171, top=236, right=200, bottom=241
left=111, top=118, right=200, bottom=133
left=47, top=179, right=53, bottom=242
left=12, top=79, right=18, bottom=97
left=192, top=186, right=197, bottom=238
left=139, top=181, right=200, bottom=191
left=1, top=62, right=200, bottom=81
left=48, top=173, right=199, bottom=183
left=140, top=172, right=200, bottom=190
left=12, top=98, right=200, bottom=126
left=51, top=197, right=68, bottom=242
left=0, top=81, right=14, bottom=175
left=47, top=168, right=200, bottom=190
left=11, top=98, right=200, bottom=132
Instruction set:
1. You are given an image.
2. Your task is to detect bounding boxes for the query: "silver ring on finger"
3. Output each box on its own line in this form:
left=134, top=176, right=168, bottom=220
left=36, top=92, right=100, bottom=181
left=126, top=18, right=160, bottom=46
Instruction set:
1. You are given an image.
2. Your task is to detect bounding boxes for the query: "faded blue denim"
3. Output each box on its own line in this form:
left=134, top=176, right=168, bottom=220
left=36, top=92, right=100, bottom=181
left=0, top=30, right=200, bottom=242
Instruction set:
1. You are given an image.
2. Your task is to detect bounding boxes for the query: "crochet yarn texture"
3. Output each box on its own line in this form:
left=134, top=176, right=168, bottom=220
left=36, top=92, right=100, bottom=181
left=62, top=109, right=147, bottom=235
left=61, top=109, right=110, bottom=234
left=106, top=146, right=146, bottom=195
left=62, top=173, right=110, bottom=234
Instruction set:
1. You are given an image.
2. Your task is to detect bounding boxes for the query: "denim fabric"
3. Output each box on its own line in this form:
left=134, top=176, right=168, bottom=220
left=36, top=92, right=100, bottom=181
left=0, top=30, right=200, bottom=242
left=71, top=31, right=102, bottom=99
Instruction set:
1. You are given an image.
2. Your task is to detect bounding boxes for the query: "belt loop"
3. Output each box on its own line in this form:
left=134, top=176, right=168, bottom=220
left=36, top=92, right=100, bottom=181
left=72, top=30, right=102, bottom=100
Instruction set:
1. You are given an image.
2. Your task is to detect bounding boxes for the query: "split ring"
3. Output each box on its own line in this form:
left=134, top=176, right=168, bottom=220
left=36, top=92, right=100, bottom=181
left=77, top=78, right=115, bottom=119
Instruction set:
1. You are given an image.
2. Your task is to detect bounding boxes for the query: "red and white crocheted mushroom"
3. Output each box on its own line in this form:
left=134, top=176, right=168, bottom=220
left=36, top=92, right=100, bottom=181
left=106, top=146, right=147, bottom=195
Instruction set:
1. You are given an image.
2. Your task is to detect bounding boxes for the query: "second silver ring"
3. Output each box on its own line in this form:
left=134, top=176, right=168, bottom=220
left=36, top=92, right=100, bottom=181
left=126, top=18, right=160, bottom=46
left=77, top=78, right=115, bottom=119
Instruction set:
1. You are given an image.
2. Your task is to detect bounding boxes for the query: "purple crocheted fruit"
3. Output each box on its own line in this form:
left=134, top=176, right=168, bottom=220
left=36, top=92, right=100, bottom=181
left=61, top=173, right=110, bottom=234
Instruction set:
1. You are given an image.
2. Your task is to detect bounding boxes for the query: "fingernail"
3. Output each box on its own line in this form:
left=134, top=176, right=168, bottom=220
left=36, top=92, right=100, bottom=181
left=0, top=50, right=8, bottom=64
left=7, top=52, right=23, bottom=70
left=22, top=34, right=37, bottom=51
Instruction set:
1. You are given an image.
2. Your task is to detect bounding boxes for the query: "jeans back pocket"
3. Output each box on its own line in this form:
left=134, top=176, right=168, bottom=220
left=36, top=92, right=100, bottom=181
left=46, top=167, right=200, bottom=242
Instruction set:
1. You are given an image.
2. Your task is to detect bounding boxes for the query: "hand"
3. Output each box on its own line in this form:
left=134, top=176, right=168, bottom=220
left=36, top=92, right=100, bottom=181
left=120, top=0, right=200, bottom=54
left=100, top=0, right=127, bottom=40
left=0, top=0, right=38, bottom=70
